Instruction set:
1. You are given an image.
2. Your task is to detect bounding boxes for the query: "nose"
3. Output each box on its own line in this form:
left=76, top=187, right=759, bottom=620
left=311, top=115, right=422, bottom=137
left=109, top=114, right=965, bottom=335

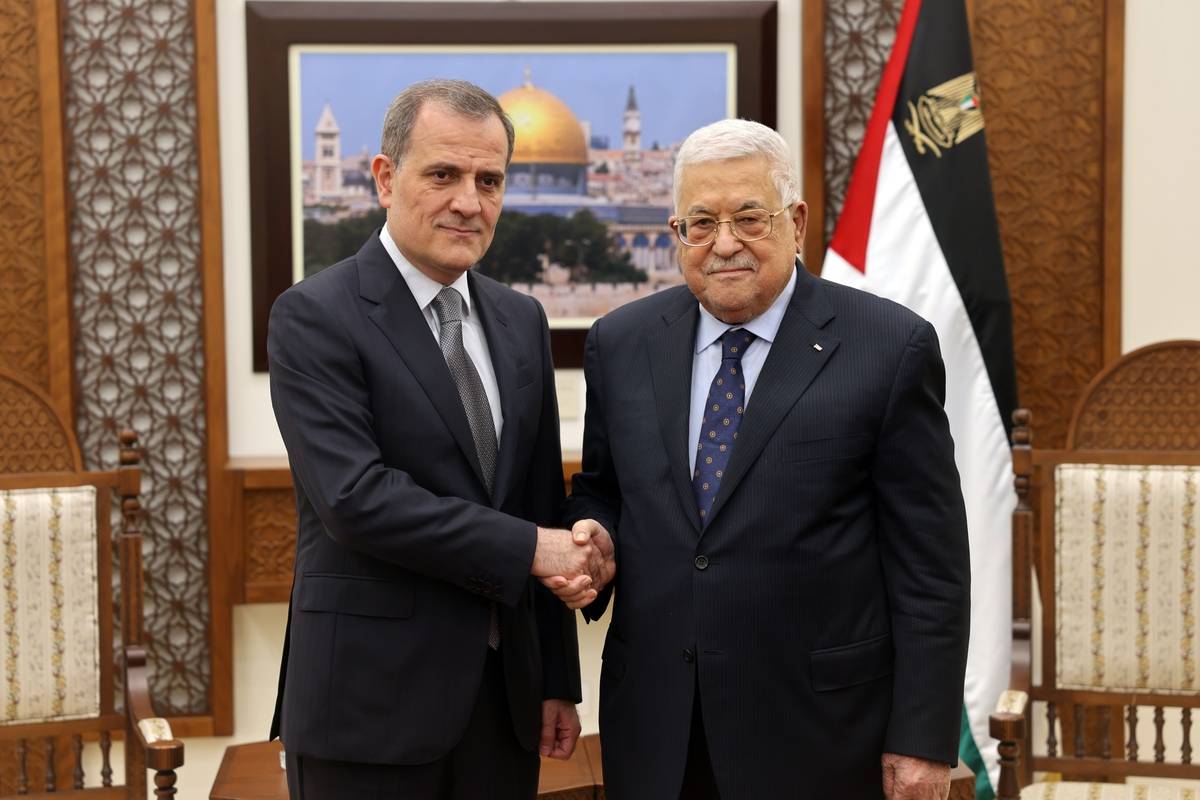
left=711, top=222, right=743, bottom=258
left=449, top=181, right=482, bottom=217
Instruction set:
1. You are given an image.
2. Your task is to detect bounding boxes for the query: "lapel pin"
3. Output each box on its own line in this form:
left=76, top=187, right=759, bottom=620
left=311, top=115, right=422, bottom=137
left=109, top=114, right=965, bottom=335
left=813, top=343, right=823, bottom=352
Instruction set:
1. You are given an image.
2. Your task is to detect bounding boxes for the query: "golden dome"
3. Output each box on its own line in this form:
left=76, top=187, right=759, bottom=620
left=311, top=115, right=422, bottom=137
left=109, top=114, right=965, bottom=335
left=499, top=80, right=588, bottom=166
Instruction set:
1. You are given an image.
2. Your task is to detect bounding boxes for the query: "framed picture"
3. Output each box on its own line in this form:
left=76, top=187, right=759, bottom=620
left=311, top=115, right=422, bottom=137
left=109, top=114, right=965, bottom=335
left=246, top=2, right=778, bottom=370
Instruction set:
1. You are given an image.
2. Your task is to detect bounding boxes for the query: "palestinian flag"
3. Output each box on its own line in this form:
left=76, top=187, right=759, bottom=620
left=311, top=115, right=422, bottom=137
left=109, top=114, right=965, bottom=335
left=820, top=1, right=1018, bottom=796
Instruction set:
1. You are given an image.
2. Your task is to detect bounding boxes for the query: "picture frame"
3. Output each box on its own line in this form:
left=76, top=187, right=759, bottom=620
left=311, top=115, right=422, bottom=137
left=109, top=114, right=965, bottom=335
left=246, top=1, right=778, bottom=370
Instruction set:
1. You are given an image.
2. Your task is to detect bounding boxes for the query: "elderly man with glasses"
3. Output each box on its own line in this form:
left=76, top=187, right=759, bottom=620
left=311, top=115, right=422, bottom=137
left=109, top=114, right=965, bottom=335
left=561, top=118, right=970, bottom=800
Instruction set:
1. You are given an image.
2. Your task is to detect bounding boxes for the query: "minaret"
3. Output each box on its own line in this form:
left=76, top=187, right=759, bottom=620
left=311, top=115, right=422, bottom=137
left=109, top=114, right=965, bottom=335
left=314, top=103, right=342, bottom=199
left=622, top=85, right=641, bottom=152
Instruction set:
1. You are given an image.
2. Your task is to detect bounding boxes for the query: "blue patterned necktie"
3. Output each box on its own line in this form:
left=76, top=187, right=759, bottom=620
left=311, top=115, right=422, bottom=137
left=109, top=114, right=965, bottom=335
left=693, top=328, right=756, bottom=525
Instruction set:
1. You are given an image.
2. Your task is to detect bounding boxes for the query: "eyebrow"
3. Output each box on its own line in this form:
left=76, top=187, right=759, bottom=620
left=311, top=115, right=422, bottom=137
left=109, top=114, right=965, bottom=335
left=424, top=163, right=506, bottom=182
left=685, top=200, right=768, bottom=215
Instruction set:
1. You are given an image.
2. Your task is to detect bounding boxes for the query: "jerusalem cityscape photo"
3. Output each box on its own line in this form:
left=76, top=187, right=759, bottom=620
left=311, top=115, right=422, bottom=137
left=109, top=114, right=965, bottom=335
left=295, top=49, right=732, bottom=321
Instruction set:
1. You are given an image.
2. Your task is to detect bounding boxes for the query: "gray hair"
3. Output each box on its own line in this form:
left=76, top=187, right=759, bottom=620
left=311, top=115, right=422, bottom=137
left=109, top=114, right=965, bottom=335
left=672, top=118, right=800, bottom=210
left=380, top=79, right=516, bottom=167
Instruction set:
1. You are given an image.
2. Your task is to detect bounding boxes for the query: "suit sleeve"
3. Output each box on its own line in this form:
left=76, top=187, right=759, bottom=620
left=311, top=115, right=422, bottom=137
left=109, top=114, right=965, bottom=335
left=267, top=286, right=537, bottom=607
left=521, top=300, right=582, bottom=701
left=873, top=320, right=971, bottom=764
left=563, top=320, right=621, bottom=623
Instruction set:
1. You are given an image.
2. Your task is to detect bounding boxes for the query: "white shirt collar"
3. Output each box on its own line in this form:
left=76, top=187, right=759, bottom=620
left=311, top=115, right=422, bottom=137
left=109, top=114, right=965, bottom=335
left=379, top=226, right=473, bottom=316
left=694, top=264, right=798, bottom=354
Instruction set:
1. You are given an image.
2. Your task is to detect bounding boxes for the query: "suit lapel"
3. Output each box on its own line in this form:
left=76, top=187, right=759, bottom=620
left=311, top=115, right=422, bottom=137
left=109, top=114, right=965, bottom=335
left=647, top=290, right=703, bottom=534
left=357, top=235, right=490, bottom=495
left=705, top=267, right=841, bottom=528
left=470, top=272, right=522, bottom=509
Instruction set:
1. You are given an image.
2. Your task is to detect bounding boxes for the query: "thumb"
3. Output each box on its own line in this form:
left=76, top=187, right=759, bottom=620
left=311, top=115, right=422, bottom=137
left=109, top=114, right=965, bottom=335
left=881, top=760, right=896, bottom=800
left=539, top=714, right=556, bottom=756
left=571, top=523, right=592, bottom=545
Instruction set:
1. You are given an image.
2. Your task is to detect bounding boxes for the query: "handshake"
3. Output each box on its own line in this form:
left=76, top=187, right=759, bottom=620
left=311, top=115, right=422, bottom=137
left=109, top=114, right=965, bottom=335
left=531, top=519, right=615, bottom=609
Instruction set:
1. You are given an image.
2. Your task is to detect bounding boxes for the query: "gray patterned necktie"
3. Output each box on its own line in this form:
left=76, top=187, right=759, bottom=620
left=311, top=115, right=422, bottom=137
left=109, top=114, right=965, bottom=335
left=431, top=286, right=501, bottom=649
left=431, top=287, right=498, bottom=496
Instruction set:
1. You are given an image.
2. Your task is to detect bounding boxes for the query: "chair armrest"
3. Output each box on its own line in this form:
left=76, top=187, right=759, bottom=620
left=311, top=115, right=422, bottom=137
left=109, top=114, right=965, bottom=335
left=989, top=690, right=1029, bottom=800
left=989, top=688, right=1028, bottom=741
left=125, top=645, right=185, bottom=772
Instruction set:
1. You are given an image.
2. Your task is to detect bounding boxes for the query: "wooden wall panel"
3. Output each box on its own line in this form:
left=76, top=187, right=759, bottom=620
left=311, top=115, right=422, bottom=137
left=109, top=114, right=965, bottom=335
left=0, top=0, right=73, bottom=424
left=2, top=0, right=236, bottom=735
left=972, top=0, right=1119, bottom=447
left=244, top=488, right=297, bottom=603
left=0, top=0, right=50, bottom=391
left=195, top=0, right=235, bottom=735
left=60, top=0, right=215, bottom=722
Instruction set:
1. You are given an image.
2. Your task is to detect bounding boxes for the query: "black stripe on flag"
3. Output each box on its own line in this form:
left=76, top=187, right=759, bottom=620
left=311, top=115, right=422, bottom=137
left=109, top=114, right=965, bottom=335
left=889, top=0, right=1018, bottom=435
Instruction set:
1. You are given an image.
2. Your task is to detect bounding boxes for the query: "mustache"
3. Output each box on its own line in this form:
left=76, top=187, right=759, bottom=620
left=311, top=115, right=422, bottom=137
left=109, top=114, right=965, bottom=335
left=702, top=252, right=759, bottom=275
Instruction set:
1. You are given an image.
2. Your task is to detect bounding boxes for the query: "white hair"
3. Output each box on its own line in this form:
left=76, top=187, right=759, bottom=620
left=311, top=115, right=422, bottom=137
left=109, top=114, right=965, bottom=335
left=672, top=118, right=800, bottom=210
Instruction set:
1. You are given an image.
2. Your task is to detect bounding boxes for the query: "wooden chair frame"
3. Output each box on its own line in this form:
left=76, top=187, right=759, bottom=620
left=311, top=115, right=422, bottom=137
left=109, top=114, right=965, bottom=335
left=992, top=340, right=1200, bottom=796
left=0, top=432, right=184, bottom=798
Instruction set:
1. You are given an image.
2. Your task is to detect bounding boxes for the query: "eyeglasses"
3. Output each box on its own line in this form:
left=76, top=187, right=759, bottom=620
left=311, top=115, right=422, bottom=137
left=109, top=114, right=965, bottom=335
left=671, top=206, right=791, bottom=247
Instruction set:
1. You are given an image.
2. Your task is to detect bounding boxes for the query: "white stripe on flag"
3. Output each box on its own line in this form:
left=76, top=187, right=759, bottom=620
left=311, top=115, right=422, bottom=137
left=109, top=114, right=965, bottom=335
left=823, top=122, right=1014, bottom=787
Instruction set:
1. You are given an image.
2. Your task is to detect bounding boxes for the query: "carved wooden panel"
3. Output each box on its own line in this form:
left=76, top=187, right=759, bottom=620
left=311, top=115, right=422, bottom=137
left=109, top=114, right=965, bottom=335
left=60, top=0, right=211, bottom=715
left=822, top=0, right=903, bottom=246
left=245, top=489, right=297, bottom=588
left=972, top=0, right=1111, bottom=449
left=808, top=0, right=1120, bottom=449
left=0, top=373, right=76, bottom=473
left=1069, top=341, right=1200, bottom=450
left=0, top=0, right=49, bottom=390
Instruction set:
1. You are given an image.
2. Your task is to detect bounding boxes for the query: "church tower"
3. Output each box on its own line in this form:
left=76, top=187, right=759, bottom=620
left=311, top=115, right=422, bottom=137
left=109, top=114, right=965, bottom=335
left=622, top=85, right=641, bottom=153
left=314, top=103, right=342, bottom=200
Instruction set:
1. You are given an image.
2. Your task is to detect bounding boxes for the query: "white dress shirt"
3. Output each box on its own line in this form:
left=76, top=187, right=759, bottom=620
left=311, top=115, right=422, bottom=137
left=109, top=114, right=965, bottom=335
left=688, top=267, right=797, bottom=474
left=379, top=227, right=504, bottom=440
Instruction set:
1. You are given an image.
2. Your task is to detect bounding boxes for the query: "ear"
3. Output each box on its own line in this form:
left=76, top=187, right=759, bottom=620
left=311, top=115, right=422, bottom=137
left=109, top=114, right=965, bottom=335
left=790, top=201, right=809, bottom=253
left=370, top=154, right=396, bottom=209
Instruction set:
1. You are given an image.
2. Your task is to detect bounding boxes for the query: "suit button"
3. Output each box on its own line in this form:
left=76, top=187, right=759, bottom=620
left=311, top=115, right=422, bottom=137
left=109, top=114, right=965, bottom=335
left=683, top=649, right=695, bottom=663
left=694, top=555, right=709, bottom=570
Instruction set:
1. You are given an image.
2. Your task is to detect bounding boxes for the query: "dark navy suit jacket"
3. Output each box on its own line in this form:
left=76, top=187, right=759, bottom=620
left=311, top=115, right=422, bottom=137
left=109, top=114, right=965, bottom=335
left=566, top=264, right=970, bottom=799
left=267, top=233, right=579, bottom=764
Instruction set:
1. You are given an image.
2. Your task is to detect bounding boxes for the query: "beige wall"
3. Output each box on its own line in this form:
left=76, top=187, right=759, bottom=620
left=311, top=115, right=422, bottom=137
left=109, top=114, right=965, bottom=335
left=1121, top=0, right=1200, bottom=351
left=181, top=0, right=1200, bottom=795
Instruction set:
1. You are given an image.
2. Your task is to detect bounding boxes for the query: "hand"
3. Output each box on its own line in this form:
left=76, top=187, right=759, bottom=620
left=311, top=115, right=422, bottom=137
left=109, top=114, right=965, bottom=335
left=539, top=699, right=581, bottom=760
left=881, top=753, right=950, bottom=800
left=539, top=572, right=597, bottom=610
left=531, top=526, right=596, bottom=582
left=539, top=520, right=616, bottom=609
left=571, top=519, right=615, bottom=592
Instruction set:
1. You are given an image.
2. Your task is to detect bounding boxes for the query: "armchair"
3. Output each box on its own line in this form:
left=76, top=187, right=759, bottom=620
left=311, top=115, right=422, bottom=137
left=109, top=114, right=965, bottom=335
left=990, top=341, right=1200, bottom=798
left=0, top=370, right=183, bottom=798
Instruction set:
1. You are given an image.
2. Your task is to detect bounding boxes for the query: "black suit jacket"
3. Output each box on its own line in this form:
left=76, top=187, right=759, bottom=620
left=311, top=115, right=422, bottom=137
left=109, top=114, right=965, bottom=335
left=267, top=233, right=580, bottom=765
left=566, top=265, right=970, bottom=799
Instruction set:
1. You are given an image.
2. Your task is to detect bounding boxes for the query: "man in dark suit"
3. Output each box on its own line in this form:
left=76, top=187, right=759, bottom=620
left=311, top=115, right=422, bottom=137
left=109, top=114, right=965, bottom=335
left=268, top=79, right=608, bottom=799
left=564, top=119, right=970, bottom=800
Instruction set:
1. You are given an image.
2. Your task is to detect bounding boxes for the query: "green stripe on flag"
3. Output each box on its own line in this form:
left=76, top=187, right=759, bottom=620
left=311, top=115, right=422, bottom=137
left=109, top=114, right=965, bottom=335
left=960, top=703, right=994, bottom=800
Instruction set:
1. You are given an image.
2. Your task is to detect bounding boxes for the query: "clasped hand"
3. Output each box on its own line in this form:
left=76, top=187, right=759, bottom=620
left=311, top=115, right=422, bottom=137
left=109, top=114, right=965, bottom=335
left=531, top=520, right=615, bottom=609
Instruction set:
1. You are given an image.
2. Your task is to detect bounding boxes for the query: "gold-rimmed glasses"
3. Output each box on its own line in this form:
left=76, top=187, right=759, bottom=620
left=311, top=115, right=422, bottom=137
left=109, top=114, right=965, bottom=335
left=670, top=206, right=790, bottom=247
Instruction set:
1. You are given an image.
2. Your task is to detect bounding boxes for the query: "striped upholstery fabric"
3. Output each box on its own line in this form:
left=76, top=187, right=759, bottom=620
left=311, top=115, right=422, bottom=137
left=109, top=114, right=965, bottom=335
left=1023, top=783, right=1199, bottom=799
left=0, top=486, right=102, bottom=724
left=1055, top=464, right=1200, bottom=693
